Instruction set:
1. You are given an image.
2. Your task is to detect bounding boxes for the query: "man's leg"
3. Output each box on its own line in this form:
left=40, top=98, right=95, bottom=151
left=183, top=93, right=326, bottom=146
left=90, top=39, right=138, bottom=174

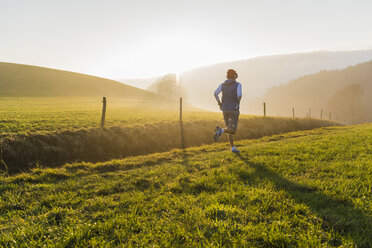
left=223, top=111, right=238, bottom=152
left=228, top=134, right=235, bottom=147
left=214, top=111, right=229, bottom=142
left=229, top=111, right=240, bottom=153
left=223, top=112, right=235, bottom=146
left=214, top=111, right=231, bottom=142
left=223, top=111, right=233, bottom=134
left=214, top=111, right=239, bottom=145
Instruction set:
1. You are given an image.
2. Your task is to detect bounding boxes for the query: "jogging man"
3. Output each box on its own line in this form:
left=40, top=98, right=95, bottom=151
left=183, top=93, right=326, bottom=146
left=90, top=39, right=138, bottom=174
left=213, top=69, right=242, bottom=153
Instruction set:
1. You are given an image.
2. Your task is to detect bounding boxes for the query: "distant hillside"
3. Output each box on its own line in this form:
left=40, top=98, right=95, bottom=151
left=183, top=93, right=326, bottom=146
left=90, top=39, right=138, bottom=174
left=179, top=50, right=372, bottom=112
left=261, top=60, right=372, bottom=124
left=0, top=62, right=163, bottom=100
left=117, top=77, right=158, bottom=89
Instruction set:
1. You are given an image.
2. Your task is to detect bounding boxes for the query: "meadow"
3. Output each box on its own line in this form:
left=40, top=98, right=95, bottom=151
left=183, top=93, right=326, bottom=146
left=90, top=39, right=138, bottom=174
left=0, top=97, right=216, bottom=134
left=0, top=124, right=371, bottom=247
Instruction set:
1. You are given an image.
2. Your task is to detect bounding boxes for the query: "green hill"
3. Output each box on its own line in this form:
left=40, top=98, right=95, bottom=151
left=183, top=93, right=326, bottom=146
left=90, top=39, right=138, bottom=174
left=0, top=62, right=163, bottom=99
left=1, top=124, right=371, bottom=247
left=262, top=60, right=372, bottom=124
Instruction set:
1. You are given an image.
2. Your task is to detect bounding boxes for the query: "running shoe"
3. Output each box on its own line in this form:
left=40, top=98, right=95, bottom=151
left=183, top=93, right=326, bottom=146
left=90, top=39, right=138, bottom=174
left=231, top=146, right=240, bottom=153
left=213, top=126, right=222, bottom=142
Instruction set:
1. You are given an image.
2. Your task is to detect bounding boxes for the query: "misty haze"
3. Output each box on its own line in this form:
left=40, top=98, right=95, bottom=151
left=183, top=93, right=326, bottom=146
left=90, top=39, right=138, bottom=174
left=1, top=0, right=371, bottom=247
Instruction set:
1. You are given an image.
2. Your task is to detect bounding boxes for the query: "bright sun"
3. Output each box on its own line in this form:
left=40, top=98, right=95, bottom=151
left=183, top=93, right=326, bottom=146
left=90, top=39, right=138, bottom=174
left=122, top=30, right=221, bottom=78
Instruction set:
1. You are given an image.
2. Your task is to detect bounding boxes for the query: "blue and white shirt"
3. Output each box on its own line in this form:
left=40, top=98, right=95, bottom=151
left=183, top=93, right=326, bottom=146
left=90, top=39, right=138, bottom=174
left=214, top=79, right=242, bottom=111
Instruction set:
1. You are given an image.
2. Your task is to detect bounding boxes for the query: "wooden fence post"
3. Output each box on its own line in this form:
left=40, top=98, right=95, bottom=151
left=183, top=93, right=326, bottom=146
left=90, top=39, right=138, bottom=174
left=101, top=97, right=106, bottom=129
left=309, top=108, right=311, bottom=118
left=320, top=109, right=323, bottom=119
left=180, top=97, right=185, bottom=148
left=292, top=108, right=295, bottom=118
left=263, top=102, right=266, bottom=117
left=180, top=97, right=182, bottom=122
left=329, top=112, right=331, bottom=120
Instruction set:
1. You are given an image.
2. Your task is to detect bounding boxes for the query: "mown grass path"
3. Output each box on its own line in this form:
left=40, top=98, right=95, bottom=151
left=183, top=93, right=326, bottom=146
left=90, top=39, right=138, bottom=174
left=1, top=125, right=371, bottom=247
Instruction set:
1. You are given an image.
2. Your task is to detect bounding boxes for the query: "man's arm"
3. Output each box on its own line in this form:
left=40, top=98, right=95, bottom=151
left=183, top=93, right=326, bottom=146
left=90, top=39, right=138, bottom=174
left=214, top=84, right=223, bottom=106
left=237, top=83, right=242, bottom=103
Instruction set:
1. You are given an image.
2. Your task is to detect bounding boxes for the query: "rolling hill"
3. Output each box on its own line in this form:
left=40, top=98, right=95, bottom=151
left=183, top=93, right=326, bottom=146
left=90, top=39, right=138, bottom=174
left=178, top=50, right=372, bottom=112
left=0, top=62, right=164, bottom=100
left=261, top=60, right=372, bottom=124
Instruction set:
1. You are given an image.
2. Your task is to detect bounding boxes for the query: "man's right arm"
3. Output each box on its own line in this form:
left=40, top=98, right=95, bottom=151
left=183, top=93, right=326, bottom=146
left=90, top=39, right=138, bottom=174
left=214, top=84, right=222, bottom=106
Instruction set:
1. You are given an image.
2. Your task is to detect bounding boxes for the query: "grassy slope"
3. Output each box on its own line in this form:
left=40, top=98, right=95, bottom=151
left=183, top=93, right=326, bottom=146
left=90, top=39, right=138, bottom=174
left=0, top=62, right=184, bottom=134
left=1, top=124, right=371, bottom=247
left=0, top=62, right=165, bottom=99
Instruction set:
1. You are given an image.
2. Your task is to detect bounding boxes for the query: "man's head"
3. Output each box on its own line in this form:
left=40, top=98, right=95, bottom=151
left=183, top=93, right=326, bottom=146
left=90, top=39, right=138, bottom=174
left=226, top=69, right=238, bottom=80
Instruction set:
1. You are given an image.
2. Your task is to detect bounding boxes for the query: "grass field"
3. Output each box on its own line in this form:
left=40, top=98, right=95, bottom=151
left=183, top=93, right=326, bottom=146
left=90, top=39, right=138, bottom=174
left=0, top=97, right=219, bottom=134
left=1, top=124, right=371, bottom=247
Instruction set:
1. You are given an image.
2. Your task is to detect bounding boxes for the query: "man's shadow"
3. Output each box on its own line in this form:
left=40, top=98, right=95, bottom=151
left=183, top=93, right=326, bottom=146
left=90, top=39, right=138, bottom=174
left=235, top=153, right=371, bottom=247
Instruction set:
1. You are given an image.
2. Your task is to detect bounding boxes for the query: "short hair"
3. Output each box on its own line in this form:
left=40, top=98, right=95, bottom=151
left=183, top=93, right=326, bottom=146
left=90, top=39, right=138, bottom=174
left=227, top=69, right=238, bottom=79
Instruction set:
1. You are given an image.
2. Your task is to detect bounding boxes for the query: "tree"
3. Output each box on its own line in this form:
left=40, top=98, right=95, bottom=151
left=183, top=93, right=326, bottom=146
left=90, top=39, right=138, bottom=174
left=328, top=84, right=363, bottom=124
left=147, top=74, right=186, bottom=99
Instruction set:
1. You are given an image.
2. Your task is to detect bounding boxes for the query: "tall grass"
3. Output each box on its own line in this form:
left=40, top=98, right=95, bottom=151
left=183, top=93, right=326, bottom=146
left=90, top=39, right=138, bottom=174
left=0, top=117, right=339, bottom=173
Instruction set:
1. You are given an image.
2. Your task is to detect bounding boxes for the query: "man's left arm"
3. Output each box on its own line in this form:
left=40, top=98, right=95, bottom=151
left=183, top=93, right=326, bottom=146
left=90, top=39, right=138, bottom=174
left=237, top=83, right=242, bottom=103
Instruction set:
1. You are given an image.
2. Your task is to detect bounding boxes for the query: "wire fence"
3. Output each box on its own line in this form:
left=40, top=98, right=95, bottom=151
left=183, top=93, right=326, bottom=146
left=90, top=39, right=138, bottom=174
left=0, top=97, right=342, bottom=131
left=0, top=97, right=219, bottom=106
left=0, top=97, right=218, bottom=134
left=0, top=101, right=98, bottom=106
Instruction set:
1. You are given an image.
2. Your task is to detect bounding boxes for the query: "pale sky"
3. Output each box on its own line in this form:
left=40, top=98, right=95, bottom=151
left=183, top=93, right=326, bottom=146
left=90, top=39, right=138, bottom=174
left=1, top=0, right=371, bottom=79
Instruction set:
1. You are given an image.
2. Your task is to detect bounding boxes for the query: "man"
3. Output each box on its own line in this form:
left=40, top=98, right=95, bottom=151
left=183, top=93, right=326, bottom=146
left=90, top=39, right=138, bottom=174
left=213, top=69, right=242, bottom=153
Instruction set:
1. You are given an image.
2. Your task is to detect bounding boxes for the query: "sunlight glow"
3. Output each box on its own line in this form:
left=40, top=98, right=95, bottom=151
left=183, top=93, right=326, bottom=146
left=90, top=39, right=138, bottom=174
left=123, top=31, right=222, bottom=77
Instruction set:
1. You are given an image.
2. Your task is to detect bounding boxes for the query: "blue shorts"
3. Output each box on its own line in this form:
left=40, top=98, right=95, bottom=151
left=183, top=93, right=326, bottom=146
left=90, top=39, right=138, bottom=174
left=223, top=110, right=240, bottom=131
